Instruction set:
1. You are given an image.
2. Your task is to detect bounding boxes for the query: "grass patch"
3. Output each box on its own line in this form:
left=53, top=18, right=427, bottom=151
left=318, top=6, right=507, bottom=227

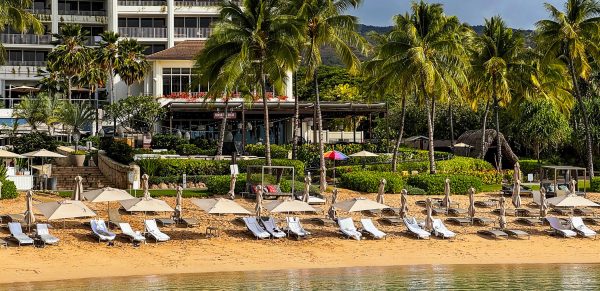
left=479, top=184, right=501, bottom=192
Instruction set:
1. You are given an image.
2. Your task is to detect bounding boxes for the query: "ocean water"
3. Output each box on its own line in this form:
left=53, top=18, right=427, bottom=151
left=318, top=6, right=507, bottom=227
left=2, top=264, right=599, bottom=290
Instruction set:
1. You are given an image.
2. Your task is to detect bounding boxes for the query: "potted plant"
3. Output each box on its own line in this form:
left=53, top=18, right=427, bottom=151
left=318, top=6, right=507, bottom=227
left=71, top=150, right=86, bottom=167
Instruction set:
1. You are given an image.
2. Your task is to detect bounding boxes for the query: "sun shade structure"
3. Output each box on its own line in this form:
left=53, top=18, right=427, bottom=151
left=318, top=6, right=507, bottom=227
left=22, top=149, right=66, bottom=158
left=546, top=195, right=599, bottom=208
left=191, top=198, right=251, bottom=215
left=0, top=149, right=24, bottom=158
left=323, top=150, right=349, bottom=161
left=35, top=200, right=96, bottom=220
left=333, top=197, right=388, bottom=212
left=119, top=174, right=173, bottom=212
left=264, top=199, right=317, bottom=213
left=349, top=151, right=378, bottom=157
left=83, top=187, right=134, bottom=202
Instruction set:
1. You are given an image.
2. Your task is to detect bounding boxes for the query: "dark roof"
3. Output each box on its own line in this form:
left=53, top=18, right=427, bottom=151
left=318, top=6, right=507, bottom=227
left=147, top=40, right=205, bottom=60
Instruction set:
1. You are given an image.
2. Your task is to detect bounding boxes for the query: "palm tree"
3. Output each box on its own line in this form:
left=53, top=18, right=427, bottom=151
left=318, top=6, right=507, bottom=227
left=60, top=102, right=94, bottom=149
left=194, top=0, right=303, bottom=166
left=363, top=1, right=469, bottom=174
left=13, top=95, right=46, bottom=131
left=536, top=0, right=600, bottom=178
left=47, top=24, right=90, bottom=100
left=115, top=38, right=148, bottom=97
left=294, top=0, right=368, bottom=191
left=39, top=93, right=64, bottom=135
left=98, top=31, right=120, bottom=104
left=0, top=0, right=43, bottom=63
left=471, top=16, right=526, bottom=169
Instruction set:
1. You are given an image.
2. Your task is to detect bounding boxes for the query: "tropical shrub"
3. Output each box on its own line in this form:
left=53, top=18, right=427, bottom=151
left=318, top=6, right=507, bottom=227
left=204, top=175, right=248, bottom=195
left=176, top=144, right=203, bottom=156
left=519, top=159, right=545, bottom=176
left=436, top=157, right=494, bottom=173
left=12, top=132, right=58, bottom=153
left=245, top=144, right=290, bottom=159
left=105, top=140, right=134, bottom=164
left=151, top=134, right=186, bottom=150
left=591, top=177, right=600, bottom=192
left=407, top=174, right=482, bottom=195
left=0, top=180, right=18, bottom=199
left=339, top=171, right=405, bottom=193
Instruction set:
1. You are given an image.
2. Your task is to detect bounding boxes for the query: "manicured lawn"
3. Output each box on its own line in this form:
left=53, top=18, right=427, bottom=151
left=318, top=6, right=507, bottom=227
left=57, top=189, right=209, bottom=198
left=480, top=184, right=501, bottom=192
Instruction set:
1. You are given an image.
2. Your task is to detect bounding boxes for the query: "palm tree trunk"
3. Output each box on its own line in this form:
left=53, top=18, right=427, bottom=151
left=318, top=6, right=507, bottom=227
left=423, top=85, right=437, bottom=174
left=260, top=67, right=272, bottom=166
left=314, top=69, right=327, bottom=192
left=109, top=66, right=115, bottom=104
left=568, top=59, right=594, bottom=178
left=391, top=95, right=407, bottom=172
left=127, top=84, right=131, bottom=97
left=494, top=95, right=502, bottom=170
left=67, top=77, right=72, bottom=101
left=292, top=72, right=299, bottom=160
left=480, top=99, right=491, bottom=159
left=216, top=100, right=228, bottom=156
left=449, top=98, right=455, bottom=148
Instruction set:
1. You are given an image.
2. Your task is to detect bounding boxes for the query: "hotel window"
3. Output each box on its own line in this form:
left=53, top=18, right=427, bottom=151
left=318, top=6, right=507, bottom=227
left=174, top=17, right=215, bottom=28
left=162, top=68, right=209, bottom=96
left=144, top=43, right=166, bottom=55
left=6, top=49, right=48, bottom=65
left=118, top=17, right=166, bottom=28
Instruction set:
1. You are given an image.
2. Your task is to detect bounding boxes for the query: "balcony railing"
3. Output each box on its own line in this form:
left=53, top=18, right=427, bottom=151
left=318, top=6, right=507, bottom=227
left=58, top=10, right=107, bottom=16
left=174, top=27, right=212, bottom=38
left=174, top=0, right=224, bottom=6
left=25, top=8, right=51, bottom=14
left=0, top=34, right=52, bottom=45
left=5, top=60, right=46, bottom=67
left=118, top=0, right=166, bottom=5
left=118, top=27, right=167, bottom=38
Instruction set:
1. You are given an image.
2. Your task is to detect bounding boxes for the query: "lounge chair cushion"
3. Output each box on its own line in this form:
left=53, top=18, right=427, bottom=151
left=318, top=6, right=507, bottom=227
left=8, top=222, right=34, bottom=245
left=243, top=217, right=271, bottom=239
left=432, top=219, right=456, bottom=239
left=403, top=217, right=430, bottom=239
left=338, top=218, right=362, bottom=240
left=36, top=224, right=59, bottom=245
left=360, top=219, right=386, bottom=239
left=145, top=220, right=170, bottom=242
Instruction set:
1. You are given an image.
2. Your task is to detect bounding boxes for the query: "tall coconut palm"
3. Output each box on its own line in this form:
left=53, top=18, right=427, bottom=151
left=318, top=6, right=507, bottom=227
left=536, top=0, right=600, bottom=178
left=294, top=0, right=368, bottom=191
left=0, top=0, right=43, bottom=63
left=363, top=1, right=469, bottom=174
left=471, top=16, right=526, bottom=170
left=115, top=38, right=148, bottom=96
left=194, top=0, right=303, bottom=166
left=48, top=24, right=90, bottom=100
left=98, top=31, right=120, bottom=104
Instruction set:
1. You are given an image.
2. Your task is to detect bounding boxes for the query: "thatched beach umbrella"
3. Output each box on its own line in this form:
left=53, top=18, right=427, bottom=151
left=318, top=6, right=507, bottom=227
left=499, top=197, right=507, bottom=230
left=376, top=178, right=386, bottom=204
left=468, top=187, right=476, bottom=221
left=443, top=178, right=451, bottom=211
left=255, top=185, right=263, bottom=218
left=174, top=185, right=183, bottom=222
left=425, top=198, right=433, bottom=231
left=71, top=175, right=84, bottom=201
left=227, top=174, right=237, bottom=200
left=24, top=190, right=35, bottom=230
left=540, top=187, right=548, bottom=218
left=512, top=179, right=522, bottom=208
left=400, top=189, right=408, bottom=218
left=302, top=173, right=311, bottom=203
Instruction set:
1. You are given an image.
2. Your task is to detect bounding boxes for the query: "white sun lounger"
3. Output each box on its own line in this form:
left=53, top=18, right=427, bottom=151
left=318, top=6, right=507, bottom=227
left=546, top=217, right=577, bottom=238
left=261, top=217, right=286, bottom=239
left=286, top=217, right=311, bottom=239
left=144, top=219, right=170, bottom=242
left=91, top=219, right=116, bottom=242
left=119, top=223, right=146, bottom=243
left=432, top=219, right=456, bottom=239
left=8, top=222, right=34, bottom=246
left=360, top=218, right=386, bottom=239
left=338, top=218, right=362, bottom=240
left=570, top=217, right=597, bottom=238
left=243, top=217, right=271, bottom=239
left=403, top=217, right=431, bottom=239
left=35, top=224, right=59, bottom=245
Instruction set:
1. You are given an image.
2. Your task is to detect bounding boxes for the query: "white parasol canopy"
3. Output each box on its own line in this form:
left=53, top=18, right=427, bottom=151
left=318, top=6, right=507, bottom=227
left=264, top=199, right=316, bottom=213
left=349, top=151, right=379, bottom=157
left=0, top=149, right=24, bottom=158
left=22, top=149, right=66, bottom=158
left=191, top=198, right=251, bottom=215
left=35, top=200, right=96, bottom=220
left=333, top=197, right=388, bottom=212
left=83, top=187, right=134, bottom=202
left=546, top=194, right=599, bottom=208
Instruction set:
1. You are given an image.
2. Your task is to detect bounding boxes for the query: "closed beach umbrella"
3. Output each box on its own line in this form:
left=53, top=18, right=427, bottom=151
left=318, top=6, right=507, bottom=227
left=174, top=185, right=183, bottom=221
left=333, top=197, right=388, bottom=213
left=24, top=190, right=35, bottom=229
left=331, top=188, right=338, bottom=204
left=265, top=199, right=316, bottom=213
left=443, top=178, right=451, bottom=211
left=227, top=174, right=237, bottom=200
left=328, top=188, right=338, bottom=220
left=83, top=187, right=134, bottom=220
left=302, top=173, right=311, bottom=203
left=119, top=175, right=174, bottom=212
left=71, top=175, right=84, bottom=201
left=400, top=189, right=408, bottom=218
left=569, top=179, right=577, bottom=194
left=35, top=200, right=96, bottom=220
left=512, top=179, right=522, bottom=209
left=499, top=197, right=507, bottom=230
left=255, top=185, right=263, bottom=218
left=191, top=198, right=251, bottom=215
left=376, top=178, right=386, bottom=204
left=540, top=187, right=548, bottom=218
left=425, top=198, right=433, bottom=231
left=513, top=162, right=521, bottom=182
left=468, top=187, right=476, bottom=221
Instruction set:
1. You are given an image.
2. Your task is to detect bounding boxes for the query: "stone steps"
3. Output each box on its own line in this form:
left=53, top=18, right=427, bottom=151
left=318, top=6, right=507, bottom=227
left=52, top=166, right=114, bottom=191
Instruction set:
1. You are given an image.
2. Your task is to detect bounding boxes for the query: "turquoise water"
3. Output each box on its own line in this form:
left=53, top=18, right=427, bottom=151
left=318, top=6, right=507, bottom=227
left=3, top=264, right=599, bottom=290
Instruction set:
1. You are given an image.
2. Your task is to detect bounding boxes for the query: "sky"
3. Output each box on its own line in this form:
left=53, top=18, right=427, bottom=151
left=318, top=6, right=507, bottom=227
left=350, top=0, right=565, bottom=30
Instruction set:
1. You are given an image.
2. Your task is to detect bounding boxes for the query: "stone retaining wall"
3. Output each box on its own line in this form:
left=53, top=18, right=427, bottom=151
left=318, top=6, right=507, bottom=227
left=98, top=151, right=140, bottom=189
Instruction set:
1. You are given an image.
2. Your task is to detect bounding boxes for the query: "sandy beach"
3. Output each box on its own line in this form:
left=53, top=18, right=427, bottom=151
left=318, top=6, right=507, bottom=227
left=2, top=189, right=600, bottom=284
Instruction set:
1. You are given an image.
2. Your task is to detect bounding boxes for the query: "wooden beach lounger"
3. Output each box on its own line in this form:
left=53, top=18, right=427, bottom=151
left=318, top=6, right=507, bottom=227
left=431, top=208, right=448, bottom=216
left=415, top=199, right=442, bottom=207
left=570, top=217, right=597, bottom=238
left=575, top=208, right=593, bottom=216
left=175, top=217, right=200, bottom=228
left=145, top=219, right=171, bottom=242
left=446, top=217, right=472, bottom=226
left=448, top=208, right=468, bottom=216
left=546, top=217, right=577, bottom=238
left=8, top=222, right=34, bottom=246
left=2, top=214, right=25, bottom=223
left=477, top=229, right=508, bottom=239
left=552, top=208, right=572, bottom=216
left=515, top=217, right=543, bottom=226
left=155, top=218, right=176, bottom=227
left=515, top=208, right=533, bottom=217
left=504, top=229, right=530, bottom=239
left=492, top=208, right=516, bottom=216
left=432, top=219, right=456, bottom=239
left=473, top=217, right=494, bottom=226
left=403, top=217, right=430, bottom=239
left=338, top=218, right=362, bottom=240
left=360, top=219, right=386, bottom=240
left=242, top=217, right=270, bottom=240
left=35, top=224, right=59, bottom=245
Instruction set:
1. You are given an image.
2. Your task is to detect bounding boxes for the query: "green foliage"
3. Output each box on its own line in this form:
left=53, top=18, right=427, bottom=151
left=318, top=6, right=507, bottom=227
left=407, top=174, right=483, bottom=195
left=151, top=134, right=186, bottom=150
left=176, top=144, right=203, bottom=156
left=72, top=150, right=86, bottom=155
left=105, top=95, right=164, bottom=133
left=60, top=102, right=95, bottom=135
left=519, top=159, right=546, bottom=175
left=405, top=185, right=426, bottom=195
left=339, top=171, right=405, bottom=193
left=137, top=158, right=160, bottom=176
left=436, top=157, right=494, bottom=173
left=591, top=177, right=600, bottom=192
left=13, top=132, right=58, bottom=153
left=204, top=175, right=248, bottom=195
left=296, top=66, right=368, bottom=101
left=237, top=159, right=305, bottom=177
left=105, top=140, right=134, bottom=164
left=0, top=180, right=18, bottom=199
left=245, top=144, right=289, bottom=159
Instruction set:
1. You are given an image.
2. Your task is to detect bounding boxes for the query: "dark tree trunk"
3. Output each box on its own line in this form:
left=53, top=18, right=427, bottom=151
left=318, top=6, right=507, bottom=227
left=391, top=95, right=407, bottom=172
left=261, top=67, right=272, bottom=166
left=480, top=99, right=491, bottom=159
left=494, top=95, right=502, bottom=170
left=216, top=100, right=228, bottom=156
left=292, top=72, right=299, bottom=160
left=449, top=98, right=455, bottom=147
left=568, top=59, right=594, bottom=178
left=314, top=68, right=327, bottom=192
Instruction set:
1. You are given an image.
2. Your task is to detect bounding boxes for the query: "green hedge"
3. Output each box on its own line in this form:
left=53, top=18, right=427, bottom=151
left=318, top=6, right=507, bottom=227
left=0, top=180, right=18, bottom=199
left=244, top=144, right=290, bottom=159
left=407, top=174, right=482, bottom=195
left=105, top=140, right=134, bottom=164
left=436, top=157, right=494, bottom=173
left=519, top=159, right=546, bottom=177
left=204, top=175, right=314, bottom=195
left=591, top=177, right=600, bottom=192
left=140, top=158, right=305, bottom=178
left=339, top=171, right=405, bottom=193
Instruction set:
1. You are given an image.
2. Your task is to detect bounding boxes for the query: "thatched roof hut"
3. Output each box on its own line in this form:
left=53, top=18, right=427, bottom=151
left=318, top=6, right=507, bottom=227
left=456, top=129, right=518, bottom=166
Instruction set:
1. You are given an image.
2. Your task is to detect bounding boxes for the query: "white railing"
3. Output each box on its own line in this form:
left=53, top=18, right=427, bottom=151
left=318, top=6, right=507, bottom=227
left=5, top=60, right=46, bottom=67
left=118, top=27, right=167, bottom=38
left=59, top=9, right=107, bottom=16
left=118, top=0, right=166, bottom=5
left=0, top=34, right=52, bottom=45
left=173, top=27, right=212, bottom=38
left=174, top=0, right=226, bottom=6
left=25, top=8, right=51, bottom=14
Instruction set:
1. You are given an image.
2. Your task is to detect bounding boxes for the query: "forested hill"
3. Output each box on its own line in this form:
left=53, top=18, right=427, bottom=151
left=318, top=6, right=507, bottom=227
left=320, top=24, right=534, bottom=66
